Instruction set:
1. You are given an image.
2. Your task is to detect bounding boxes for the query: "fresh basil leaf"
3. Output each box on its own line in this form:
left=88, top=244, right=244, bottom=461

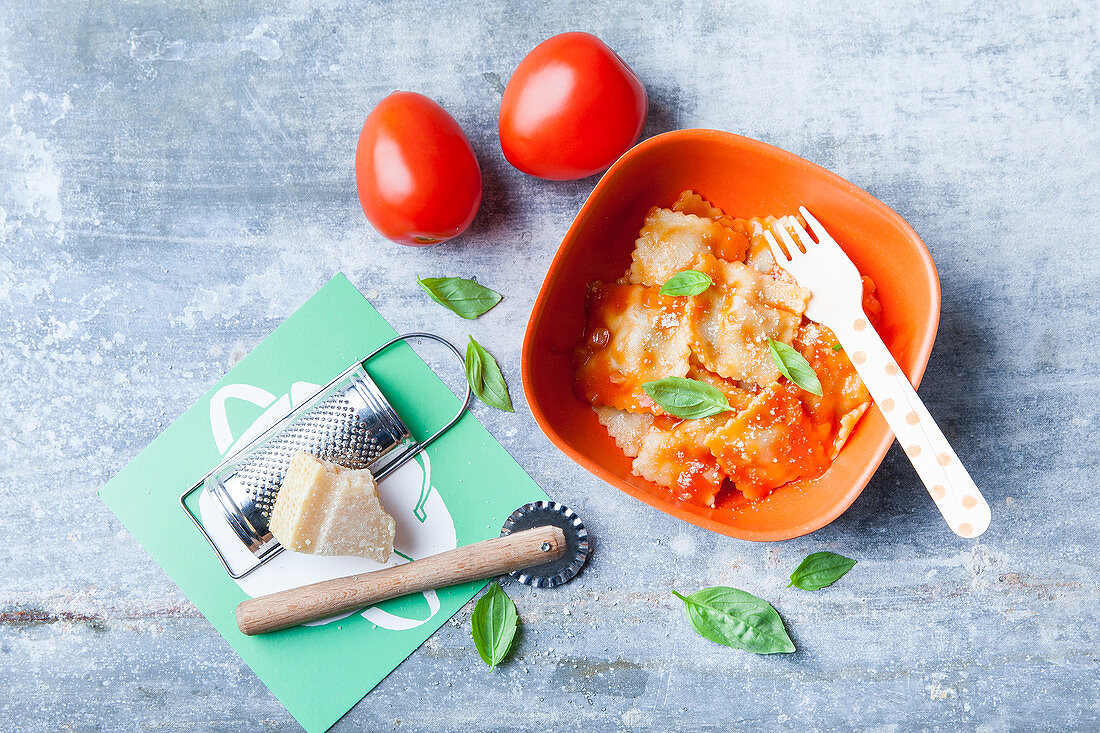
left=470, top=582, right=518, bottom=670
left=831, top=343, right=843, bottom=352
left=767, top=339, right=823, bottom=396
left=641, top=376, right=732, bottom=419
left=659, top=269, right=714, bottom=297
left=418, top=276, right=502, bottom=319
left=788, top=551, right=857, bottom=590
left=465, top=336, right=513, bottom=412
left=673, top=587, right=795, bottom=655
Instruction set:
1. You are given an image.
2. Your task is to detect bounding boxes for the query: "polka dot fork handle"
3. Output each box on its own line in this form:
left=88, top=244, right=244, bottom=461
left=764, top=208, right=991, bottom=538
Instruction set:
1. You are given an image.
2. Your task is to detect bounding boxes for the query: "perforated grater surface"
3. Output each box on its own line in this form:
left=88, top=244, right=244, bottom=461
left=181, top=333, right=471, bottom=578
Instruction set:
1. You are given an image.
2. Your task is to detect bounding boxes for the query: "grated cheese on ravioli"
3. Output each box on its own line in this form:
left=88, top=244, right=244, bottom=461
left=704, top=381, right=830, bottom=500
left=593, top=406, right=654, bottom=457
left=577, top=190, right=880, bottom=506
left=686, top=258, right=809, bottom=386
left=574, top=282, right=692, bottom=413
left=626, top=208, right=719, bottom=288
left=626, top=206, right=753, bottom=288
left=793, top=322, right=872, bottom=459
left=633, top=416, right=728, bottom=507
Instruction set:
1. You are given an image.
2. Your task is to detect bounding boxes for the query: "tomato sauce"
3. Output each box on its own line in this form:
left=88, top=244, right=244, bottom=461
left=576, top=190, right=882, bottom=507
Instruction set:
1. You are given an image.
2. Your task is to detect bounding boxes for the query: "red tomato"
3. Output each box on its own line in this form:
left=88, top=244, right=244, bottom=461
left=355, top=92, right=482, bottom=246
left=499, top=32, right=647, bottom=181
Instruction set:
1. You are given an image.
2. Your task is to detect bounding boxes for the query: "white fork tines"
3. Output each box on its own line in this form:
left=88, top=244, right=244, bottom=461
left=764, top=207, right=990, bottom=539
left=763, top=209, right=862, bottom=328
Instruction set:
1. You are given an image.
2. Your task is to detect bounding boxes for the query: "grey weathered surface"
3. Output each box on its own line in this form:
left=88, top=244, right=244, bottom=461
left=1, top=1, right=1098, bottom=730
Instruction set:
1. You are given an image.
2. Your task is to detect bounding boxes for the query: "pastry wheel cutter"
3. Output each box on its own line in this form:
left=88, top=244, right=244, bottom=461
left=235, top=500, right=589, bottom=635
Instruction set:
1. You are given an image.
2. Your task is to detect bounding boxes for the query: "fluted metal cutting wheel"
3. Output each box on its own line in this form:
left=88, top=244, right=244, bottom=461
left=499, top=501, right=589, bottom=588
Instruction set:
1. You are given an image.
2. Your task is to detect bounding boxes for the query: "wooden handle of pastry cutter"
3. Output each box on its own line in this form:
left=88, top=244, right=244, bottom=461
left=235, top=525, right=567, bottom=635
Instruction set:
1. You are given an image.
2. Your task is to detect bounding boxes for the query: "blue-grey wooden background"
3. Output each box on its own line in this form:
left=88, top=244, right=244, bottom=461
left=1, top=1, right=1097, bottom=731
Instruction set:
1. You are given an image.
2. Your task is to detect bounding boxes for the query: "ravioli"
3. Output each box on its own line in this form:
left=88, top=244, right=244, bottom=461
left=574, top=282, right=692, bottom=413
left=576, top=190, right=879, bottom=506
left=793, top=322, right=871, bottom=458
left=671, top=190, right=727, bottom=221
left=670, top=191, right=754, bottom=261
left=704, top=381, right=830, bottom=500
left=686, top=364, right=757, bottom=411
left=670, top=191, right=780, bottom=273
left=626, top=208, right=717, bottom=288
left=626, top=207, right=750, bottom=287
left=633, top=415, right=728, bottom=507
left=593, top=406, right=654, bottom=458
left=686, top=257, right=809, bottom=386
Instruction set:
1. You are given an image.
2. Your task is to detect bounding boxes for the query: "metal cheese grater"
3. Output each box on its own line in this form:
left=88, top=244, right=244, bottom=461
left=180, top=333, right=471, bottom=579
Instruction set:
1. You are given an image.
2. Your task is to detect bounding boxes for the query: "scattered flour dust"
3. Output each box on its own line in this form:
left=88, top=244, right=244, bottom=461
left=670, top=533, right=695, bottom=557
left=127, top=21, right=281, bottom=81
left=1, top=90, right=71, bottom=235
left=174, top=226, right=381, bottom=328
left=242, top=23, right=282, bottom=61
left=228, top=340, right=251, bottom=368
left=94, top=402, right=119, bottom=423
left=928, top=683, right=958, bottom=700
left=0, top=83, right=73, bottom=303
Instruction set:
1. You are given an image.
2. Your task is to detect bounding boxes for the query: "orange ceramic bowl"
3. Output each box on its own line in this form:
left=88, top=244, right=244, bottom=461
left=521, top=129, right=941, bottom=541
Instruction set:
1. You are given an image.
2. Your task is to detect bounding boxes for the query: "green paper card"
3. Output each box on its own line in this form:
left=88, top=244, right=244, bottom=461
left=98, top=274, right=548, bottom=733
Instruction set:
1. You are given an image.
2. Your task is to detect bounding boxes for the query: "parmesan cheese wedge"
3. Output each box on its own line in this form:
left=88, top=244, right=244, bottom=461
left=268, top=451, right=395, bottom=563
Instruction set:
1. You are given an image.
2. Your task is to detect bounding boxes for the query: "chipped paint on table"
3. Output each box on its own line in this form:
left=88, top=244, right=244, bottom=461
left=1, top=1, right=1098, bottom=731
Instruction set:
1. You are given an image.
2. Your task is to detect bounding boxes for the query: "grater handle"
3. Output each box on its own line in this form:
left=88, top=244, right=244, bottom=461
left=235, top=525, right=567, bottom=635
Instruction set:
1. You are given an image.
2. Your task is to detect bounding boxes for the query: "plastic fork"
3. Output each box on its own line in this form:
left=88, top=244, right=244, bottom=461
left=763, top=208, right=990, bottom=538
